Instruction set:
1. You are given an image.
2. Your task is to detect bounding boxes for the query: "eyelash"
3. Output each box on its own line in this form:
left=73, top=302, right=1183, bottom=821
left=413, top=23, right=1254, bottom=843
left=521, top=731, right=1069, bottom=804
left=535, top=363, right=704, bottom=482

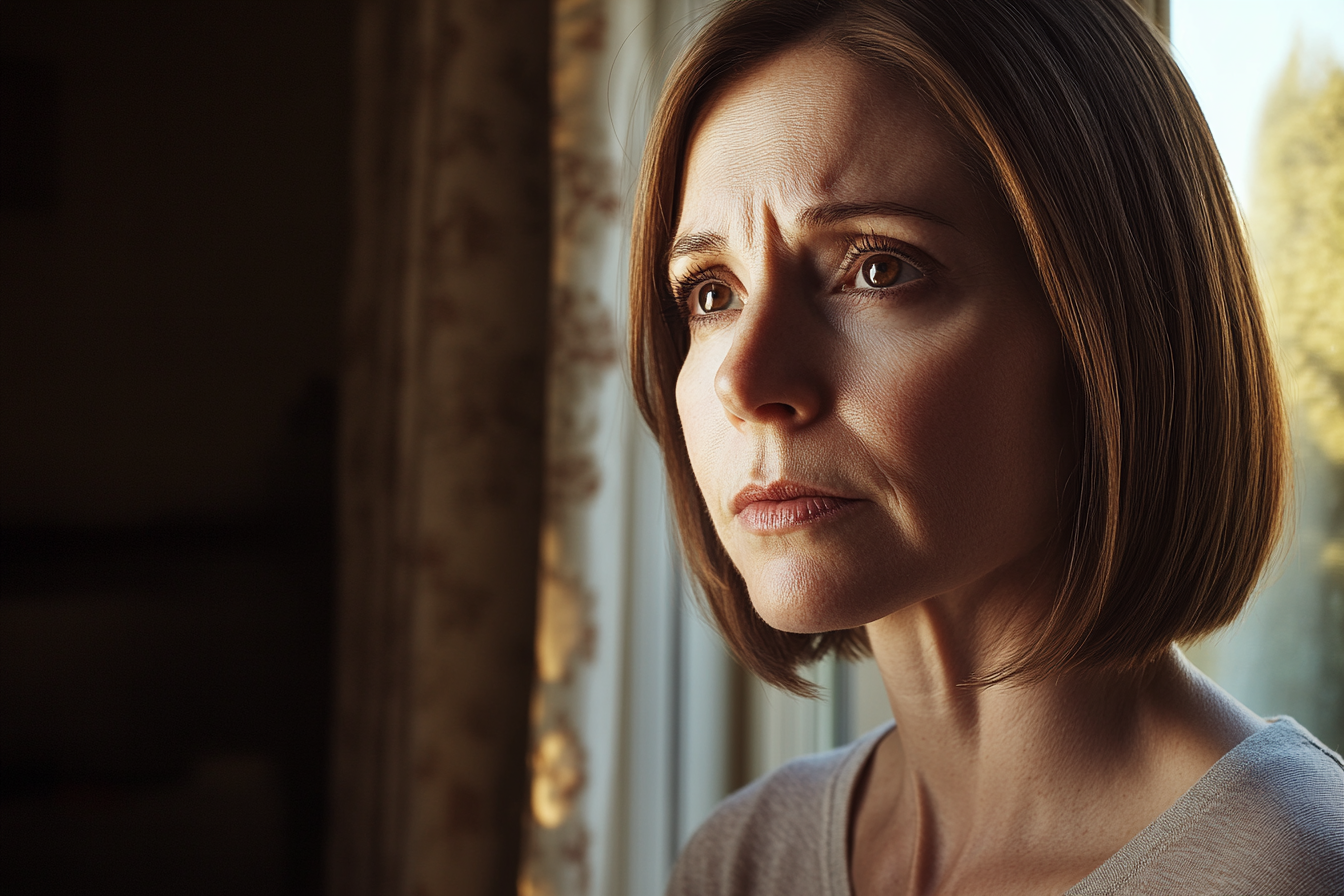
left=844, top=235, right=928, bottom=287
left=668, top=235, right=930, bottom=322
left=669, top=267, right=724, bottom=322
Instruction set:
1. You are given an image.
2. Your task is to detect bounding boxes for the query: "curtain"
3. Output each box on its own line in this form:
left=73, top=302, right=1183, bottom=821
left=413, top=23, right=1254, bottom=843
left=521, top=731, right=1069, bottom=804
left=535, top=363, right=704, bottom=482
left=330, top=1, right=720, bottom=894
left=328, top=0, right=551, bottom=893
left=521, top=0, right=733, bottom=893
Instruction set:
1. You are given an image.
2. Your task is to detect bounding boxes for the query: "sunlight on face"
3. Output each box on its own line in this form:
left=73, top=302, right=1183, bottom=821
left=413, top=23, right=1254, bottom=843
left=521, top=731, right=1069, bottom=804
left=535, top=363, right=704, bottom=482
left=672, top=44, right=1073, bottom=633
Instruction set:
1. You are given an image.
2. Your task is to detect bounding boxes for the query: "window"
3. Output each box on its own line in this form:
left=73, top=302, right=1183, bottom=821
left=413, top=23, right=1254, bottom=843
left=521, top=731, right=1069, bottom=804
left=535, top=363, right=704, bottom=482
left=1171, top=0, right=1344, bottom=752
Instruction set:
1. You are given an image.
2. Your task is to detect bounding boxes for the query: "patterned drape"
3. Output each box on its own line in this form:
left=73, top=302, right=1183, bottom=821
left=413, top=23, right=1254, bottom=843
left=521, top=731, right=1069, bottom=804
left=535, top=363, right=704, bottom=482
left=328, top=0, right=551, bottom=893
left=329, top=0, right=724, bottom=892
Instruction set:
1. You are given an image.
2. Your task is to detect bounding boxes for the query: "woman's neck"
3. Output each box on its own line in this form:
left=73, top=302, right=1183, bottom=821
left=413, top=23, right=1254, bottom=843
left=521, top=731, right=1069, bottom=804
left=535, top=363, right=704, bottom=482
left=851, top=591, right=1264, bottom=896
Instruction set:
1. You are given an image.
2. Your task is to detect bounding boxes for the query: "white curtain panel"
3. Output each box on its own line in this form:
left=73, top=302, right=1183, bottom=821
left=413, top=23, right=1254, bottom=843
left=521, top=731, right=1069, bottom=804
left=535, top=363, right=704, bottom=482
left=521, top=1, right=735, bottom=894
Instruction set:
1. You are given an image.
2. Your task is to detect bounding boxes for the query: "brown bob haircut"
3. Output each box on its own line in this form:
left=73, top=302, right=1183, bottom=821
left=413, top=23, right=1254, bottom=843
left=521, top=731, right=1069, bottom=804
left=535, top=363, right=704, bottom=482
left=629, top=0, right=1288, bottom=694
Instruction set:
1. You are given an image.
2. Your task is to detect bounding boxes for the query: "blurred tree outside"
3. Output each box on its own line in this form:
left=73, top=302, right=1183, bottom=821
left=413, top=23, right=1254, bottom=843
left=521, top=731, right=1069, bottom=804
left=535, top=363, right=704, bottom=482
left=1240, top=43, right=1344, bottom=750
left=1257, top=46, right=1344, bottom=474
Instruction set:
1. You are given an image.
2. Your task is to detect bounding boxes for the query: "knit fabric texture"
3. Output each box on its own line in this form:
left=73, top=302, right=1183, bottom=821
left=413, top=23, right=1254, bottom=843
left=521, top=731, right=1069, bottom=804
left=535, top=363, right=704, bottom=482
left=666, top=717, right=1344, bottom=896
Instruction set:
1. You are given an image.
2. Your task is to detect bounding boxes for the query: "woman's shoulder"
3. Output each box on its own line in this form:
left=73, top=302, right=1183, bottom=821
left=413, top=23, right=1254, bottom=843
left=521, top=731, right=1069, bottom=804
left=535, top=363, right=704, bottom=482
left=1189, top=716, right=1343, bottom=855
left=1234, top=715, right=1344, bottom=790
left=664, top=722, right=893, bottom=896
left=1072, top=716, right=1344, bottom=895
left=1214, top=717, right=1344, bottom=859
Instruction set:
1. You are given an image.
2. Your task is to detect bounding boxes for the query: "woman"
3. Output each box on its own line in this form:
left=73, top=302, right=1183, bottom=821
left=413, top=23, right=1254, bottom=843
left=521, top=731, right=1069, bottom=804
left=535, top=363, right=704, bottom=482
left=628, top=0, right=1344, bottom=893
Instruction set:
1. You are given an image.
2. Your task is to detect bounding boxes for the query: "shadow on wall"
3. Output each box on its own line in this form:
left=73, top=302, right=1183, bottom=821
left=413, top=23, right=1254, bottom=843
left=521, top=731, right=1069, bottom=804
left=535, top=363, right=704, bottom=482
left=0, top=3, right=351, bottom=894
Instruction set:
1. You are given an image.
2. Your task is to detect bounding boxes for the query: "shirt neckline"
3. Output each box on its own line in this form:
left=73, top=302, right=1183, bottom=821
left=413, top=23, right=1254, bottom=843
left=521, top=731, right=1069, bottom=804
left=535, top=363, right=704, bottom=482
left=825, top=716, right=1304, bottom=896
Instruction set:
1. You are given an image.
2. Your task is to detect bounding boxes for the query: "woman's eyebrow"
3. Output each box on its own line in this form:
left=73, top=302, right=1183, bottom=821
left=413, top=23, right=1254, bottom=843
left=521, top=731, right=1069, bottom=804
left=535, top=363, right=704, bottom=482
left=668, top=231, right=729, bottom=265
left=799, top=199, right=958, bottom=231
left=669, top=200, right=958, bottom=266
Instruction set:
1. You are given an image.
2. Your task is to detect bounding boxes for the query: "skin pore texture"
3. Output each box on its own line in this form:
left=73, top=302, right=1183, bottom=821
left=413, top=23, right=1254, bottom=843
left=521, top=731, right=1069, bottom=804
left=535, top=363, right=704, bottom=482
left=671, top=44, right=1265, bottom=896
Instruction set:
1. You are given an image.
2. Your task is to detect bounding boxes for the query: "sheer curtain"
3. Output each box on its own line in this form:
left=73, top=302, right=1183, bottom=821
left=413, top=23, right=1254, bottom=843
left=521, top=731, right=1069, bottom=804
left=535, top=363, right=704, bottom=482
left=520, top=1, right=737, bottom=893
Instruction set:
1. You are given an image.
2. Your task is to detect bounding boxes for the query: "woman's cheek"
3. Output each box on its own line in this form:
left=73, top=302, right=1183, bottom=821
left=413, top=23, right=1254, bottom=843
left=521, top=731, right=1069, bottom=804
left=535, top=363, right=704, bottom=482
left=676, top=351, right=727, bottom=506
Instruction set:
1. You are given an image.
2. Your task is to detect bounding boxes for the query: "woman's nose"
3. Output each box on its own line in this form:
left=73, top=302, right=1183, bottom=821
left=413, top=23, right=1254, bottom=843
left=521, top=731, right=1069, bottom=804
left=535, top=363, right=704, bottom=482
left=713, top=292, right=827, bottom=428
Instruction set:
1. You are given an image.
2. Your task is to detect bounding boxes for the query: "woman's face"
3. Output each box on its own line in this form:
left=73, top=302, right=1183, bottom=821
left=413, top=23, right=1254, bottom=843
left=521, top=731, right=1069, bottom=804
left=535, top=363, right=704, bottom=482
left=672, top=44, right=1073, bottom=634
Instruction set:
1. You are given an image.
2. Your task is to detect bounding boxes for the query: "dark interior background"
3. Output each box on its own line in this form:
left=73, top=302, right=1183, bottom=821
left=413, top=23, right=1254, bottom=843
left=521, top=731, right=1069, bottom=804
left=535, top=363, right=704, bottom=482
left=0, top=3, right=351, bottom=893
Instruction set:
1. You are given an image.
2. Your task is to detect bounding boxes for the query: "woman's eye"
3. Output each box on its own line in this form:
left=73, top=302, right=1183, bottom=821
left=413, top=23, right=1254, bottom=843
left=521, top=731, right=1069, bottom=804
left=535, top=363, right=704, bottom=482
left=694, top=281, right=736, bottom=314
left=857, top=253, right=922, bottom=289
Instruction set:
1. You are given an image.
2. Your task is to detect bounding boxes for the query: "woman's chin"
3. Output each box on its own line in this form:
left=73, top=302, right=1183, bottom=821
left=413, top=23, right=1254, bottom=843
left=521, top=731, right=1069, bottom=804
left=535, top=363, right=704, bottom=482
left=734, top=533, right=944, bottom=631
left=744, top=567, right=898, bottom=634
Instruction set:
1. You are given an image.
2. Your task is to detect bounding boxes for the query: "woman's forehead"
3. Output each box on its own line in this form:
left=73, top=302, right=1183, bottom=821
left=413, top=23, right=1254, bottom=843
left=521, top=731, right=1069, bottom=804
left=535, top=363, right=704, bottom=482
left=676, top=45, right=976, bottom=246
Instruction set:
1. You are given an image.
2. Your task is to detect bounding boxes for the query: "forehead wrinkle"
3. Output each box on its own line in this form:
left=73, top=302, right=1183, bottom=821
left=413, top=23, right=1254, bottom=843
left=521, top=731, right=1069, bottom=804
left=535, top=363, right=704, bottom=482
left=670, top=190, right=777, bottom=269
left=667, top=213, right=757, bottom=273
left=740, top=198, right=758, bottom=252
left=676, top=120, right=857, bottom=269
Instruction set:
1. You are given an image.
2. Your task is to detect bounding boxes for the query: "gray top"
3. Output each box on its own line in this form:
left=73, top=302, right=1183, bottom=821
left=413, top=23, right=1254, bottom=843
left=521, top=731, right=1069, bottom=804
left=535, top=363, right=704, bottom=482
left=667, top=717, right=1344, bottom=895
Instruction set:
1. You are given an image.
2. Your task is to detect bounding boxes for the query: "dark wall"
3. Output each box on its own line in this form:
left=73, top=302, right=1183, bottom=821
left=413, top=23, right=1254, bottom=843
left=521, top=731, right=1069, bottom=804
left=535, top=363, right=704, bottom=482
left=0, top=3, right=351, bottom=894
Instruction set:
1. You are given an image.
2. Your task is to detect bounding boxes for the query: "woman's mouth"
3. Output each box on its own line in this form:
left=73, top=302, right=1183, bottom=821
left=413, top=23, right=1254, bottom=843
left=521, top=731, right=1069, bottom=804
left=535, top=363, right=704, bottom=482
left=731, top=483, right=861, bottom=533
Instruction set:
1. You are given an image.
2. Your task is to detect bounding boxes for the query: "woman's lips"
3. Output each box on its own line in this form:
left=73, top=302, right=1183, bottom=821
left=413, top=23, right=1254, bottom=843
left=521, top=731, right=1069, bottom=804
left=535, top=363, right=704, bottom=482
left=731, top=483, right=861, bottom=533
